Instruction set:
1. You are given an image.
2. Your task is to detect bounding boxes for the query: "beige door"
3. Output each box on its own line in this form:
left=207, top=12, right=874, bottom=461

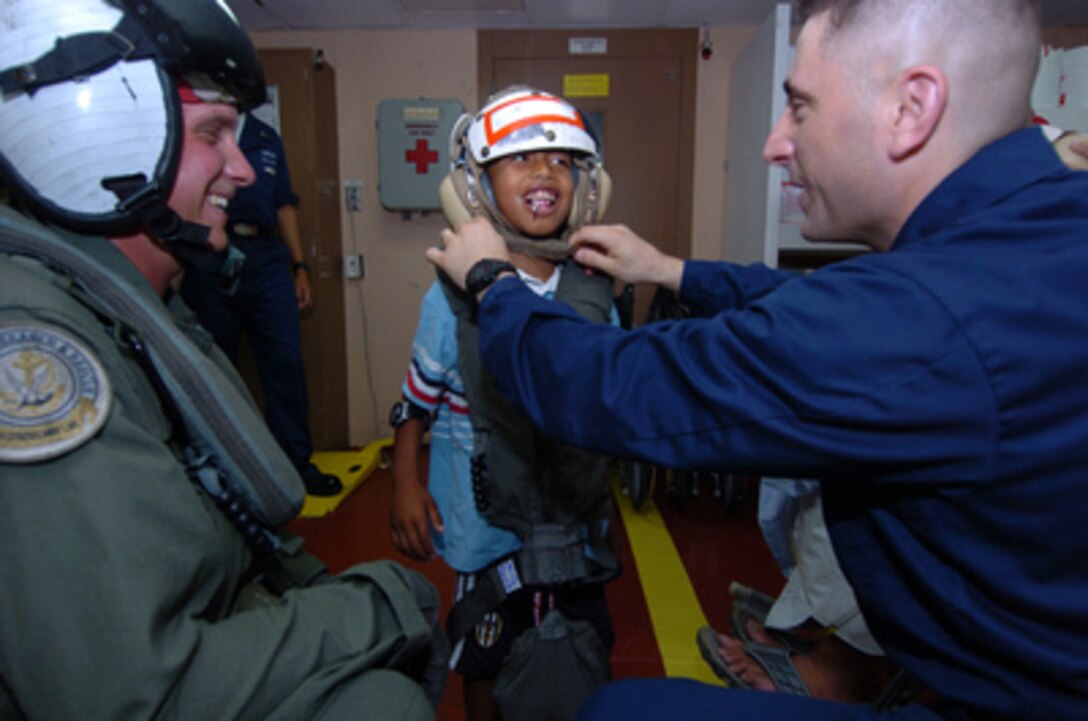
left=254, top=48, right=349, bottom=450
left=479, top=29, right=697, bottom=323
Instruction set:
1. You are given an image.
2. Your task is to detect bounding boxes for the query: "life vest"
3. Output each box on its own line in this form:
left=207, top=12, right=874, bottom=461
left=439, top=261, right=619, bottom=638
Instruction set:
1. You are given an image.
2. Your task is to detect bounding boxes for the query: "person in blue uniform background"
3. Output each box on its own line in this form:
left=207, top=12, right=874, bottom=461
left=181, top=110, right=341, bottom=496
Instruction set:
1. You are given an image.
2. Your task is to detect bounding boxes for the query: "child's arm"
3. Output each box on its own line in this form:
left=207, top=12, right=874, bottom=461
left=389, top=414, right=444, bottom=561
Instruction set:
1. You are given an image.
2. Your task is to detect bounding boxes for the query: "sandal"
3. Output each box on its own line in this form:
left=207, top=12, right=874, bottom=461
left=695, top=582, right=814, bottom=693
left=696, top=626, right=740, bottom=686
left=739, top=640, right=812, bottom=695
left=700, top=582, right=923, bottom=704
left=695, top=626, right=811, bottom=695
left=728, top=582, right=775, bottom=640
left=729, top=582, right=813, bottom=654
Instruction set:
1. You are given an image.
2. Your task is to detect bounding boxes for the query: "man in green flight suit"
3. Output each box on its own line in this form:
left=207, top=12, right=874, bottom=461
left=0, top=1, right=447, bottom=718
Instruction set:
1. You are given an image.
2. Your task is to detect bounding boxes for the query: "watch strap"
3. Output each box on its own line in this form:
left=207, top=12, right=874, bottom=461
left=389, top=399, right=431, bottom=430
left=465, top=258, right=516, bottom=299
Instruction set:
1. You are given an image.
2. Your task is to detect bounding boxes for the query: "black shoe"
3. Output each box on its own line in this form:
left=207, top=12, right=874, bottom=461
left=300, top=465, right=343, bottom=497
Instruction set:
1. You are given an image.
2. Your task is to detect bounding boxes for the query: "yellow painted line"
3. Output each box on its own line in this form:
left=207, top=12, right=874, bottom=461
left=614, top=478, right=724, bottom=685
left=300, top=438, right=393, bottom=518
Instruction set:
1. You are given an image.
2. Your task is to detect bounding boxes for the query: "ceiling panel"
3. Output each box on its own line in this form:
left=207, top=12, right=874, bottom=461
left=401, top=0, right=524, bottom=11
left=524, top=0, right=664, bottom=28
left=225, top=0, right=1088, bottom=33
left=227, top=0, right=404, bottom=31
left=663, top=0, right=781, bottom=26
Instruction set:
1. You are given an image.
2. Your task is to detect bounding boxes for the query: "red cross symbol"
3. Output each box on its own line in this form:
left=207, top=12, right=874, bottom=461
left=405, top=139, right=439, bottom=174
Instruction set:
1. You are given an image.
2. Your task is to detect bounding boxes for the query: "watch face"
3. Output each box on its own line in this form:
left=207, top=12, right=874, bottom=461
left=389, top=400, right=428, bottom=429
left=389, top=401, right=410, bottom=428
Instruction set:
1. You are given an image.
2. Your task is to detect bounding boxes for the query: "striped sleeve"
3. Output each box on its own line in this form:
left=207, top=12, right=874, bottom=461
left=401, top=282, right=465, bottom=416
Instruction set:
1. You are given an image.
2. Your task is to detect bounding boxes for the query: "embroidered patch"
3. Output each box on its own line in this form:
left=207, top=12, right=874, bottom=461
left=474, top=611, right=504, bottom=649
left=0, top=322, right=112, bottom=463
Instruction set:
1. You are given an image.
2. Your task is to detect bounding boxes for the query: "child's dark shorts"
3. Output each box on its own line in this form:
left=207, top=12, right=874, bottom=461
left=450, top=572, right=614, bottom=681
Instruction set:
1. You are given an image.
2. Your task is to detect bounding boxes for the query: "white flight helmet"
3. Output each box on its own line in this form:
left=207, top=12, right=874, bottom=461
left=0, top=0, right=265, bottom=256
left=464, top=87, right=598, bottom=164
left=439, top=85, right=612, bottom=259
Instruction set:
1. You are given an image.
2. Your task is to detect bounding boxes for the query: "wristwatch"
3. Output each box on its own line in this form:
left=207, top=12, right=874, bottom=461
left=291, top=260, right=310, bottom=274
left=389, top=399, right=431, bottom=430
left=465, top=258, right=516, bottom=299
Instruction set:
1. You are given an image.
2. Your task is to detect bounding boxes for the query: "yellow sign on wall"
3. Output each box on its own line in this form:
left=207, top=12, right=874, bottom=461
left=563, top=73, right=610, bottom=98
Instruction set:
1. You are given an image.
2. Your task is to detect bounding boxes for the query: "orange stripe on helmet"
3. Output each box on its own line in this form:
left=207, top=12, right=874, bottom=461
left=482, top=93, right=586, bottom=147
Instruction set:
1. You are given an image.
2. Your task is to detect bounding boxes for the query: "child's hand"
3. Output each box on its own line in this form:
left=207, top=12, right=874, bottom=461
left=390, top=476, right=444, bottom=562
left=569, top=224, right=685, bottom=291
left=426, top=217, right=511, bottom=291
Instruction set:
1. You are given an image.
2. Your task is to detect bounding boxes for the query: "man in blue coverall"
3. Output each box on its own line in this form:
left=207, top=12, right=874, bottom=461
left=181, top=110, right=341, bottom=496
left=426, top=0, right=1088, bottom=719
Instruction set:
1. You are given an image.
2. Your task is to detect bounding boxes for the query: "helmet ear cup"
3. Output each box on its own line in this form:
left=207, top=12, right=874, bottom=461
left=595, top=167, right=612, bottom=221
left=568, top=165, right=612, bottom=228
left=438, top=170, right=475, bottom=228
left=441, top=113, right=482, bottom=228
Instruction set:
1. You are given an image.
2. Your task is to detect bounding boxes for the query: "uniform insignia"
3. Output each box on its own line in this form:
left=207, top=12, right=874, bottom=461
left=259, top=148, right=278, bottom=176
left=474, top=611, right=504, bottom=649
left=0, top=322, right=112, bottom=463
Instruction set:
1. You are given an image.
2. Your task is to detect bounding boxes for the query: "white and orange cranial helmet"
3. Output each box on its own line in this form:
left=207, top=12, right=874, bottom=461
left=464, top=87, right=599, bottom=165
left=440, top=85, right=611, bottom=256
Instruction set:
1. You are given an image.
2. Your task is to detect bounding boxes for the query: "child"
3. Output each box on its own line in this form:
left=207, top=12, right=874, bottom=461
left=389, top=86, right=616, bottom=721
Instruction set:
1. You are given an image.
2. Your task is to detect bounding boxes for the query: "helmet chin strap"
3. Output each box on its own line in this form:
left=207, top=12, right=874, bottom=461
left=502, top=231, right=572, bottom=262
left=102, top=174, right=241, bottom=282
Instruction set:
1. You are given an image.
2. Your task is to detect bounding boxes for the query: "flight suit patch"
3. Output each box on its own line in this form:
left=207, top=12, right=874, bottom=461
left=0, top=322, right=112, bottom=463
